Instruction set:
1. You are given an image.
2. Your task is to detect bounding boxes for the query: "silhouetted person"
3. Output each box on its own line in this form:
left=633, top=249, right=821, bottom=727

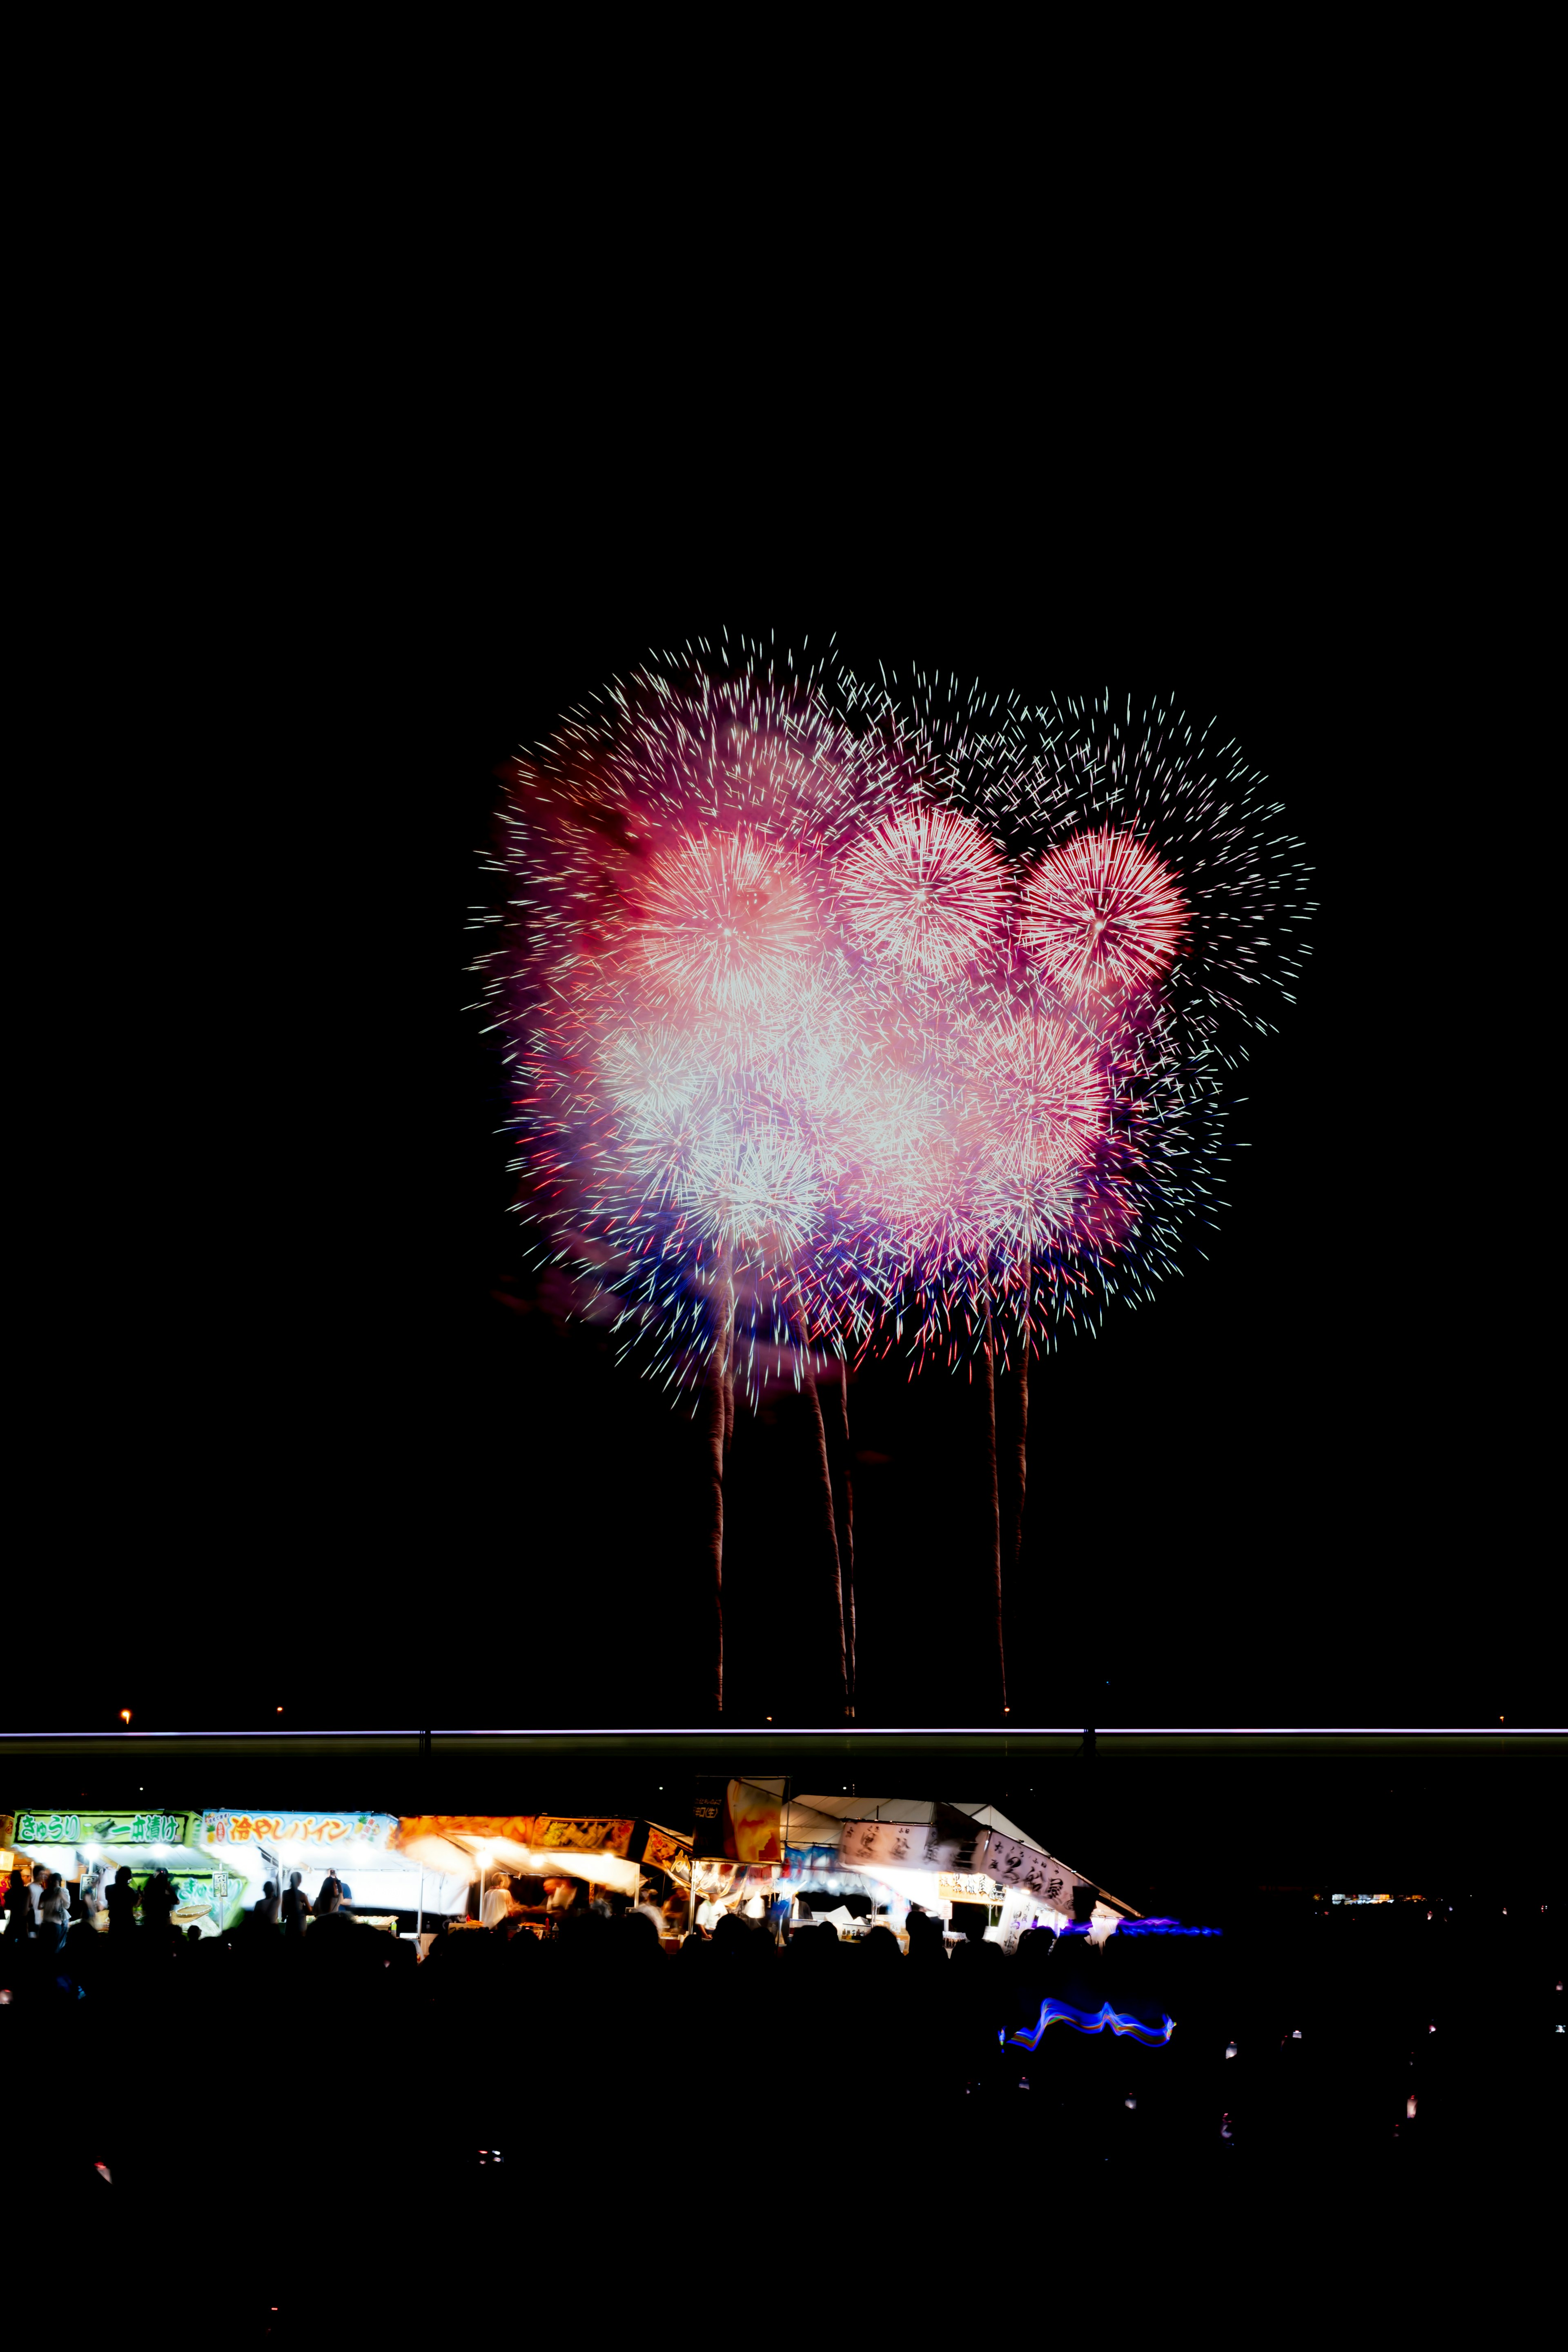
left=905, top=1907, right=946, bottom=1967
left=140, top=1871, right=178, bottom=1939
left=106, top=1866, right=136, bottom=1936
left=621, top=1908, right=663, bottom=1962
left=30, top=1918, right=78, bottom=2002
left=315, top=1873, right=342, bottom=1918
left=2, top=1869, right=29, bottom=1938
left=281, top=1871, right=310, bottom=1935
left=1014, top=1926, right=1057, bottom=2001
left=254, top=1880, right=280, bottom=1927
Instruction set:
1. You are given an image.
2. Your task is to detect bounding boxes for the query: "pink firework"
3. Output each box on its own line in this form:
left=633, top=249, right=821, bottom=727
left=837, top=802, right=1009, bottom=980
left=631, top=827, right=818, bottom=1017
left=1020, top=826, right=1187, bottom=1002
left=966, top=1011, right=1109, bottom=1183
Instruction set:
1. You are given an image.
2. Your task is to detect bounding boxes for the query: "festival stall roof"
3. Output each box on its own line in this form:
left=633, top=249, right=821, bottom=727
left=389, top=1816, right=643, bottom=1897
left=11, top=1807, right=216, bottom=1881
left=194, top=1810, right=470, bottom=1916
left=753, top=1786, right=1140, bottom=1918
left=8, top=1806, right=241, bottom=1933
left=780, top=1794, right=1045, bottom=1850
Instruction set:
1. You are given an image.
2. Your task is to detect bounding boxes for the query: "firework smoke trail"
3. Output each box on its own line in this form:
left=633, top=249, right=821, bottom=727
left=479, top=644, right=900, bottom=1713
left=471, top=644, right=1310, bottom=1715
left=800, top=1362, right=848, bottom=1717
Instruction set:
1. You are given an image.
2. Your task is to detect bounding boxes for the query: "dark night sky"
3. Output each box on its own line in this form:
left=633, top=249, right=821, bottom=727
left=39, top=490, right=1545, bottom=1739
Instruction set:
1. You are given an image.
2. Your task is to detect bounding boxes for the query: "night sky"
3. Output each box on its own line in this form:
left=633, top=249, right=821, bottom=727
left=44, top=550, right=1539, bottom=1740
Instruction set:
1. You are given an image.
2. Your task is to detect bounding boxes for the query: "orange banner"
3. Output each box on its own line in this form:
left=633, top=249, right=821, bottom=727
left=393, top=1814, right=635, bottom=1858
left=642, top=1824, right=693, bottom=1880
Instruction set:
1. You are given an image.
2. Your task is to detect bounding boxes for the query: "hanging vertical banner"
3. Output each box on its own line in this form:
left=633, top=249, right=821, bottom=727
left=977, top=1831, right=1085, bottom=1911
left=923, top=1804, right=994, bottom=1873
left=641, top=1823, right=694, bottom=1883
left=691, top=1780, right=782, bottom=1863
left=839, top=1818, right=931, bottom=1867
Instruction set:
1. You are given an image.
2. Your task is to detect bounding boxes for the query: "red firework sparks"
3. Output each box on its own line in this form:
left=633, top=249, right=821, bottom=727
left=1019, top=826, right=1187, bottom=1001
left=631, top=827, right=817, bottom=1016
left=967, top=1011, right=1109, bottom=1182
left=837, top=802, right=1008, bottom=980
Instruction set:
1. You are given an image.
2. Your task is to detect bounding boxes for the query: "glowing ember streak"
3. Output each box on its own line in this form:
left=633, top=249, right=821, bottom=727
left=633, top=827, right=817, bottom=1015
left=837, top=803, right=1008, bottom=979
left=1007, top=1997, right=1176, bottom=2048
left=1020, top=826, right=1187, bottom=1001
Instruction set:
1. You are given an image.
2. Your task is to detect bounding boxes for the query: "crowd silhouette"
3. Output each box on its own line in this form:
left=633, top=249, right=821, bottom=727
left=2, top=1869, right=1559, bottom=2325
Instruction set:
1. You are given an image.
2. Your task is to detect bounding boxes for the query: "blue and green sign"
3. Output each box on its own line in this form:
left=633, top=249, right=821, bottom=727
left=16, top=1811, right=190, bottom=1846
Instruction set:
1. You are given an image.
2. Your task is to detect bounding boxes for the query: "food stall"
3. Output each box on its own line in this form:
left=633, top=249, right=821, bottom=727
left=390, top=1815, right=644, bottom=1941
left=772, top=1791, right=1138, bottom=1946
left=196, top=1809, right=468, bottom=1936
left=9, top=1807, right=242, bottom=1935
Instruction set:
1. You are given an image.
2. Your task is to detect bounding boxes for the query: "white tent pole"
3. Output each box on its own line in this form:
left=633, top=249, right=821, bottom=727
left=416, top=1869, right=424, bottom=1951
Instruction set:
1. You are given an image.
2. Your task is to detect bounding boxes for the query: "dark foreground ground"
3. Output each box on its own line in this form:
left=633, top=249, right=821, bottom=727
left=5, top=1895, right=1561, bottom=2333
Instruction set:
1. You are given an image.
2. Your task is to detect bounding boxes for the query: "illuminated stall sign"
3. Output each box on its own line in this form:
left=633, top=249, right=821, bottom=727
left=533, top=1817, right=636, bottom=1856
left=16, top=1811, right=188, bottom=1846
left=201, top=1811, right=399, bottom=1849
left=391, top=1815, right=635, bottom=1857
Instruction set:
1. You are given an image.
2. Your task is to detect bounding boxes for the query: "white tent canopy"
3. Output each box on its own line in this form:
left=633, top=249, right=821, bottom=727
left=778, top=1792, right=1051, bottom=1854
left=727, top=1783, right=1138, bottom=1922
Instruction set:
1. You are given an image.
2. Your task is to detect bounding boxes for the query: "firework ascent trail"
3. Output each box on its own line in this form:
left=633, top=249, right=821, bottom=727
left=470, top=642, right=1312, bottom=1409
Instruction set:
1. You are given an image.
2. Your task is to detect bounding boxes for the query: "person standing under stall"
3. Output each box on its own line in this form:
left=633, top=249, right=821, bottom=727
left=543, top=1876, right=580, bottom=1929
left=78, top=1864, right=106, bottom=1930
left=38, top=1873, right=72, bottom=1937
left=105, top=1866, right=136, bottom=1936
left=140, top=1870, right=178, bottom=1942
left=256, top=1879, right=281, bottom=1927
left=659, top=1889, right=689, bottom=1952
left=280, top=1871, right=310, bottom=1936
left=316, top=1870, right=343, bottom=1917
left=2, top=1869, right=30, bottom=1938
left=481, top=1869, right=515, bottom=1930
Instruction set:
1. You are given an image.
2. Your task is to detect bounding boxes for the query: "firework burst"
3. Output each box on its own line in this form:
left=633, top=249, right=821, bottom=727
left=837, top=802, right=1009, bottom=980
left=632, top=826, right=819, bottom=1016
left=472, top=646, right=1309, bottom=1401
left=1019, top=825, right=1187, bottom=1003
